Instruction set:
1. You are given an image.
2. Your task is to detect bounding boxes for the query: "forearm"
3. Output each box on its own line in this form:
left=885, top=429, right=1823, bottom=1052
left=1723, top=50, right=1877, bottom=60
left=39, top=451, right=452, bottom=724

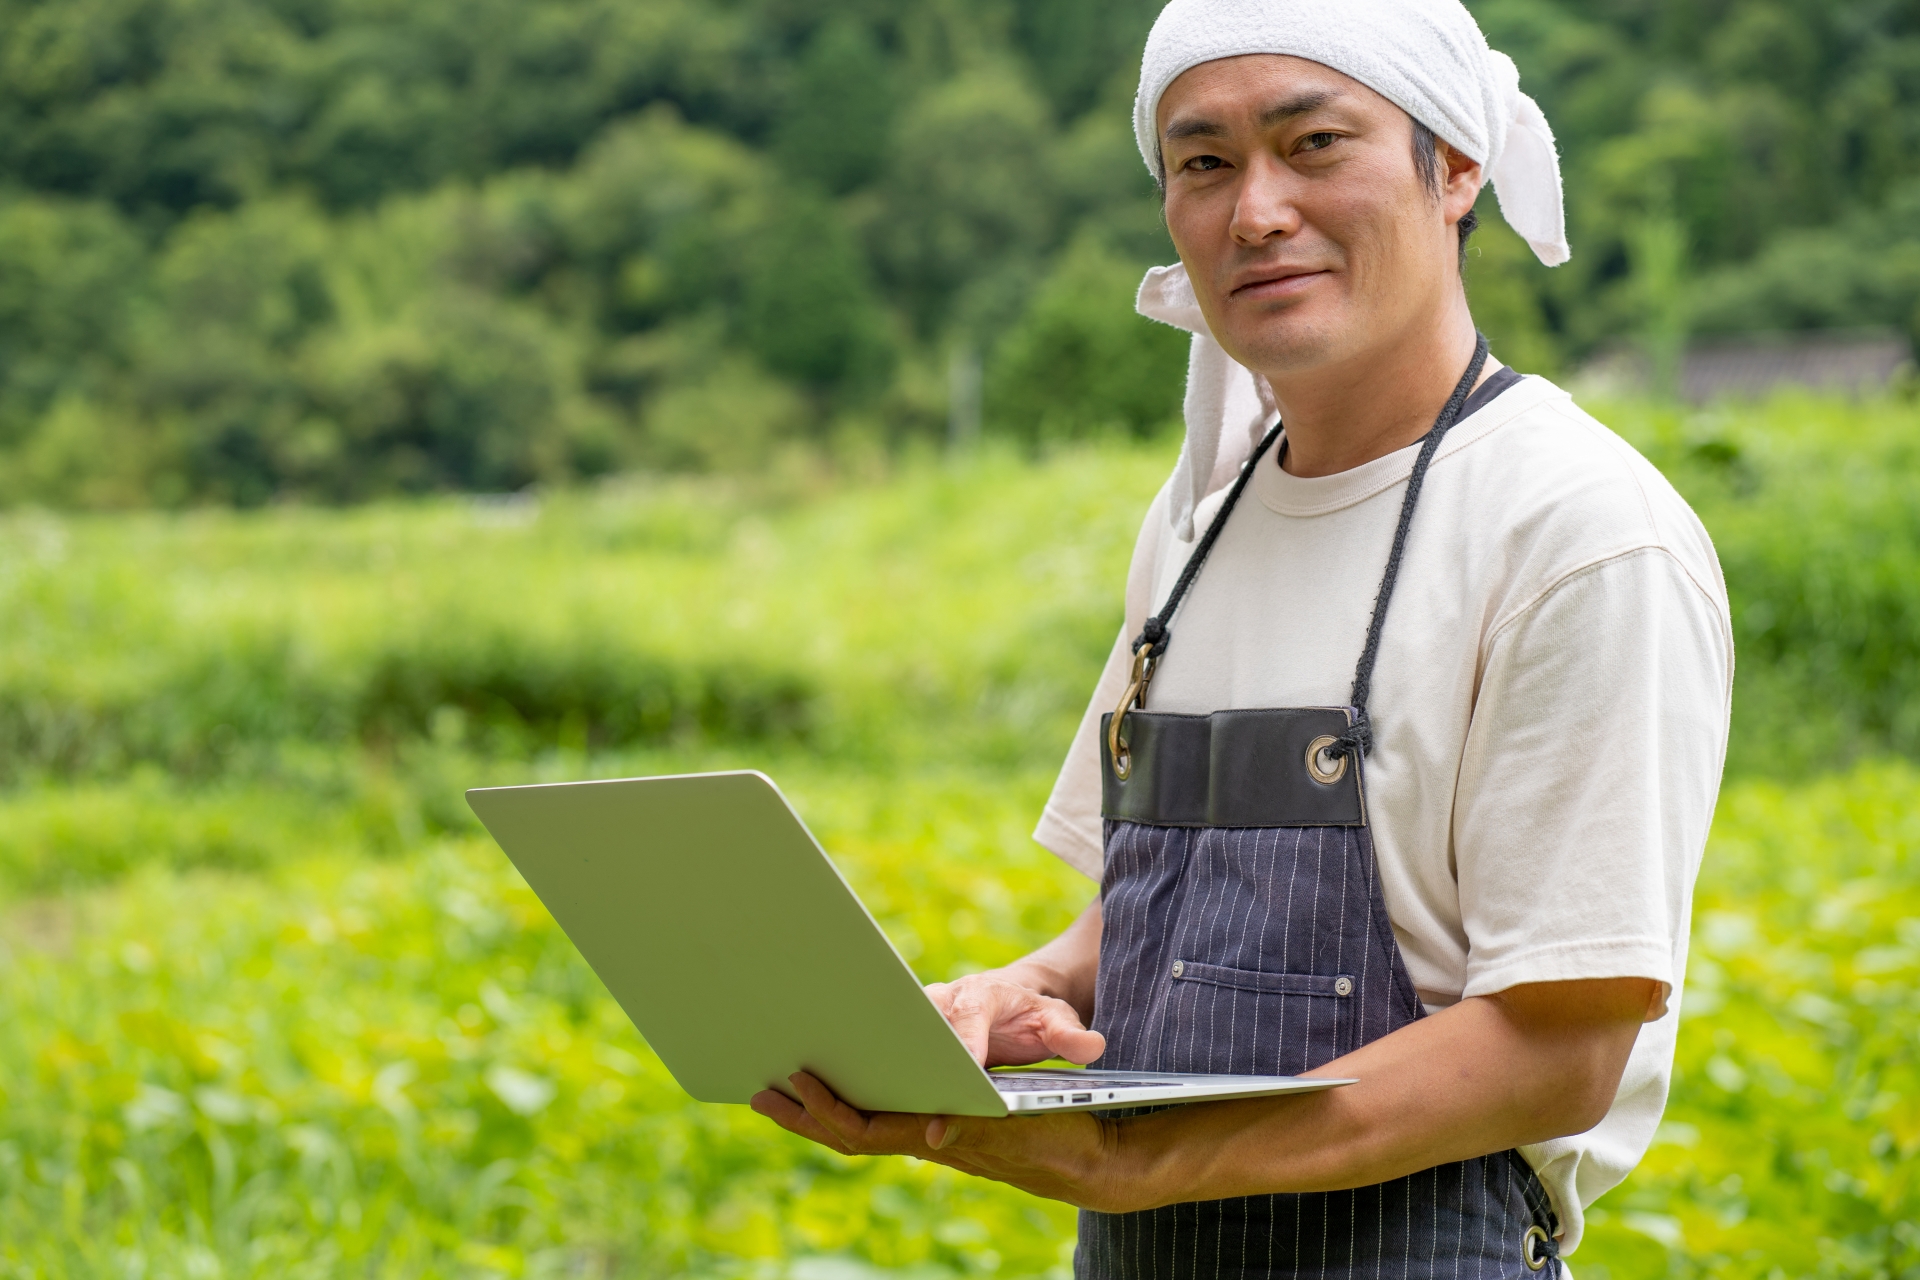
left=1115, top=978, right=1654, bottom=1208
left=993, top=899, right=1102, bottom=1022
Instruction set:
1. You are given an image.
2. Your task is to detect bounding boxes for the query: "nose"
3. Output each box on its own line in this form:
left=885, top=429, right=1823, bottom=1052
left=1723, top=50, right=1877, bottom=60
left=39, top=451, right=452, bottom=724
left=1228, top=152, right=1302, bottom=247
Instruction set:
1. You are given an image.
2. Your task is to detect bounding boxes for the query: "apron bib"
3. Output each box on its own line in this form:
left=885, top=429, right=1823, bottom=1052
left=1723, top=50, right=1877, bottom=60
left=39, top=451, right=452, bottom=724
left=1079, top=337, right=1563, bottom=1278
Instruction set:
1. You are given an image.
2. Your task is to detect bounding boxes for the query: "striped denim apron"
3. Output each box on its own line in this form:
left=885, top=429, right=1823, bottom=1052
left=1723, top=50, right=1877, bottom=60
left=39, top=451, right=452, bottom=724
left=1080, top=340, right=1562, bottom=1278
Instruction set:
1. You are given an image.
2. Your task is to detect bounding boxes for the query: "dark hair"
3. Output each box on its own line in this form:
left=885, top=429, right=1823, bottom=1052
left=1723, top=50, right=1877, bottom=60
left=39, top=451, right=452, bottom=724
left=1413, top=121, right=1479, bottom=271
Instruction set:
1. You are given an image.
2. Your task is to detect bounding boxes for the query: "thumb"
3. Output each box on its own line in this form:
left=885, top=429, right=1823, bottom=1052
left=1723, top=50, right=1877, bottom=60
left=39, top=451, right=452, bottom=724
left=926, top=1114, right=979, bottom=1151
left=1048, top=1024, right=1107, bottom=1065
left=1041, top=1008, right=1107, bottom=1065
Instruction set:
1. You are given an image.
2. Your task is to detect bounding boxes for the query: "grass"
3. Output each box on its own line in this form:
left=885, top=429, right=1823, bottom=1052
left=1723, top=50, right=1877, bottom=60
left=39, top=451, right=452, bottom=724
left=1, top=761, right=1913, bottom=1277
left=0, top=396, right=1917, bottom=1276
left=0, top=775, right=1089, bottom=1278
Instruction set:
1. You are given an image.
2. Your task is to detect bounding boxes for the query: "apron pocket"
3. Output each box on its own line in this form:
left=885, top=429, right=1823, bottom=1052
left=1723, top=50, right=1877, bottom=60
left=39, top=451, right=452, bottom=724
left=1160, top=960, right=1356, bottom=1076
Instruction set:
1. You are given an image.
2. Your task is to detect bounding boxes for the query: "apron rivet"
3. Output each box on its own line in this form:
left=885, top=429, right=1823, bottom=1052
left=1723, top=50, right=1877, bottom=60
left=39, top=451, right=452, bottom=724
left=1334, top=976, right=1354, bottom=996
left=1170, top=960, right=1185, bottom=978
left=1523, top=1225, right=1552, bottom=1271
left=1306, top=735, right=1349, bottom=785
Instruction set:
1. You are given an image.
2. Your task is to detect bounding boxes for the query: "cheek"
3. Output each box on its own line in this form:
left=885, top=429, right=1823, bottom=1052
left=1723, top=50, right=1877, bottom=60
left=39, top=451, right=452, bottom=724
left=1305, top=180, right=1426, bottom=285
left=1164, top=185, right=1236, bottom=264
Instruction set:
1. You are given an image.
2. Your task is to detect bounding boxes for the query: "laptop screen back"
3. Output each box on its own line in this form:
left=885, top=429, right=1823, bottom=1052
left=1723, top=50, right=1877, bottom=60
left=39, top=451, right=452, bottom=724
left=466, top=771, right=1007, bottom=1116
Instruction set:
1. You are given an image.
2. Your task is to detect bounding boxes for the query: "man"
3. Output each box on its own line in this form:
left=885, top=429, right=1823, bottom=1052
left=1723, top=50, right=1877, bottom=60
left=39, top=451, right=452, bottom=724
left=752, top=1, right=1731, bottom=1274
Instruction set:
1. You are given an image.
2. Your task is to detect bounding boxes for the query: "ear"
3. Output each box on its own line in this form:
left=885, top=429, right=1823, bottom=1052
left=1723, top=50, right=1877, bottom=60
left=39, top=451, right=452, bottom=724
left=1437, top=140, right=1484, bottom=228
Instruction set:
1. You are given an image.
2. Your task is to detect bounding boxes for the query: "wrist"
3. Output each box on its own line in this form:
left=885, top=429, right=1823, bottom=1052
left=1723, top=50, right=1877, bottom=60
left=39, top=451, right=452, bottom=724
left=1099, top=1110, right=1186, bottom=1214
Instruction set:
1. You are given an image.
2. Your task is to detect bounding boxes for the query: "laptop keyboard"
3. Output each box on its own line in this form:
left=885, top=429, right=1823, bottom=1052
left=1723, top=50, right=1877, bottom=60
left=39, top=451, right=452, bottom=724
left=992, top=1075, right=1182, bottom=1092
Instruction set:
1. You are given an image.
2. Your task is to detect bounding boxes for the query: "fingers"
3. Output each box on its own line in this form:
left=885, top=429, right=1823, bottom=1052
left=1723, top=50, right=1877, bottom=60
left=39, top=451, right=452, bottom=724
left=750, top=1087, right=853, bottom=1154
left=749, top=1085, right=801, bottom=1124
left=928, top=975, right=1108, bottom=1069
left=762, top=1075, right=1122, bottom=1211
left=787, top=1071, right=870, bottom=1137
left=755, top=1073, right=952, bottom=1161
left=1043, top=1016, right=1107, bottom=1066
left=787, top=1073, right=937, bottom=1156
left=941, top=986, right=998, bottom=1066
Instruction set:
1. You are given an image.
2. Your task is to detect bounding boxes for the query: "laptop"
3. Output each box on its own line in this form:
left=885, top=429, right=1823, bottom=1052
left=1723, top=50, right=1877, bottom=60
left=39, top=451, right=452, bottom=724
left=465, top=771, right=1353, bottom=1116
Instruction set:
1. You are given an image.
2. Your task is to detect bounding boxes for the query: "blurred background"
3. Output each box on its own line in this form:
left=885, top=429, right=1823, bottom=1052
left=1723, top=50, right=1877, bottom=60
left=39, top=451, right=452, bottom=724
left=0, top=0, right=1915, bottom=1276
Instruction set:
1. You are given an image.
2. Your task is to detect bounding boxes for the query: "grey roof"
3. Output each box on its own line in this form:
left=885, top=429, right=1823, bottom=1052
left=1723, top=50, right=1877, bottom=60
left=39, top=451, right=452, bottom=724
left=1574, top=330, right=1913, bottom=403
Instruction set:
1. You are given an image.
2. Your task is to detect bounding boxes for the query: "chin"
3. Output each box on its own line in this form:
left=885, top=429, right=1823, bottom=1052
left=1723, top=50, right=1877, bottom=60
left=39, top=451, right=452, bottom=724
left=1220, top=308, right=1349, bottom=376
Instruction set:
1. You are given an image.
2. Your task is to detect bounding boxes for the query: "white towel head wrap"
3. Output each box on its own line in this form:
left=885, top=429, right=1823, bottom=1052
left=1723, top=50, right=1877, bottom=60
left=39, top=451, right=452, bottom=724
left=1132, top=0, right=1569, bottom=538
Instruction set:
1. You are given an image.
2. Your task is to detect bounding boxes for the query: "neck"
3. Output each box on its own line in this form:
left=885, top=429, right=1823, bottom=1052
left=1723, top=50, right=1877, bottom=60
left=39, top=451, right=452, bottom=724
left=1265, top=293, right=1489, bottom=478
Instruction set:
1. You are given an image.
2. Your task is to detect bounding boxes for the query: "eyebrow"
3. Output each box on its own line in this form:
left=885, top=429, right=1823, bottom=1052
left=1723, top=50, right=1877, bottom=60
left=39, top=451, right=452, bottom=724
left=1162, top=89, right=1343, bottom=142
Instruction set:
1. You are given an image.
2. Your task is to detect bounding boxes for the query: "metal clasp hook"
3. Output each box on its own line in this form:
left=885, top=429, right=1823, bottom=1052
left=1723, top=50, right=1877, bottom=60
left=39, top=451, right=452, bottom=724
left=1107, top=646, right=1156, bottom=781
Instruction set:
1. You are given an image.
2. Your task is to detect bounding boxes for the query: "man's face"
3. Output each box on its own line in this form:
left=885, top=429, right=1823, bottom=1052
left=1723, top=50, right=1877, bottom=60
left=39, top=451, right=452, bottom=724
left=1157, top=55, right=1478, bottom=377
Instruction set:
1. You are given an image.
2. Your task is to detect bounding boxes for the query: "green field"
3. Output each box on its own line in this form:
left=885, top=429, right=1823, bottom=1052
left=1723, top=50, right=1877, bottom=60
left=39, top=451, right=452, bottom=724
left=2, top=396, right=1918, bottom=1278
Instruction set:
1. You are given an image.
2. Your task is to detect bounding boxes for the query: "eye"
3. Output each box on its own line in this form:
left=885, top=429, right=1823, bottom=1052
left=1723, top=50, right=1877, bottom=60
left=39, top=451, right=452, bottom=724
left=1298, top=132, right=1339, bottom=153
left=1183, top=154, right=1226, bottom=172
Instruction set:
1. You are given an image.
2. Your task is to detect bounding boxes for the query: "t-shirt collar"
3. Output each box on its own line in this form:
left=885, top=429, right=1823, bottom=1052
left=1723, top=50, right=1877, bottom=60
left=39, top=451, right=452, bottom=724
left=1251, top=374, right=1559, bottom=518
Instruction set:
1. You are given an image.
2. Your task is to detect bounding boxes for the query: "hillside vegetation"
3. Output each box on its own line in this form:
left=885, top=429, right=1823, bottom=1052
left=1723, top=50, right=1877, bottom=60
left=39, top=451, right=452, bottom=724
left=1, top=0, right=1917, bottom=504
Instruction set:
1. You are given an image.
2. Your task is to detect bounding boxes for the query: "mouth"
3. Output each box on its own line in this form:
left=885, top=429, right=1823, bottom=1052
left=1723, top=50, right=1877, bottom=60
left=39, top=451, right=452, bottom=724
left=1229, top=266, right=1331, bottom=301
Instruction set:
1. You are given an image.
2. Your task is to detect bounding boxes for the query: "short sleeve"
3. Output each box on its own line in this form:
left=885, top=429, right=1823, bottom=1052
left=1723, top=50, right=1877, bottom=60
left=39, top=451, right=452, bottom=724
left=1033, top=626, right=1132, bottom=879
left=1034, top=480, right=1178, bottom=880
left=1452, top=548, right=1732, bottom=1014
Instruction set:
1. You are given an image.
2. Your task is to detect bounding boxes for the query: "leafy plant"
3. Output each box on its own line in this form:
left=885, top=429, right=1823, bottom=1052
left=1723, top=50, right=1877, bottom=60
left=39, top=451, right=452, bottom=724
left=0, top=399, right=1916, bottom=1273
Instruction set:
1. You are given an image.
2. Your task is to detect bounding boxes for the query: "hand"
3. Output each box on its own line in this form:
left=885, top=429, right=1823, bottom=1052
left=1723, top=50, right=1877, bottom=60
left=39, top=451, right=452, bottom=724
left=750, top=1071, right=1140, bottom=1212
left=925, top=971, right=1106, bottom=1067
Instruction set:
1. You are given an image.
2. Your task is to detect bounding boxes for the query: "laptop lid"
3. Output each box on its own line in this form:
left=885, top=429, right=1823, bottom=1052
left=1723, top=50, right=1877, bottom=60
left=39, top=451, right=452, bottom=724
left=466, top=771, right=1009, bottom=1117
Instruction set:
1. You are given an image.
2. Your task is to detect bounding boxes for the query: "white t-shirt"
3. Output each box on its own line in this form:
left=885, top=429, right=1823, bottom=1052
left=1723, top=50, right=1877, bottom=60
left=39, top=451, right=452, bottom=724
left=1034, top=374, right=1732, bottom=1254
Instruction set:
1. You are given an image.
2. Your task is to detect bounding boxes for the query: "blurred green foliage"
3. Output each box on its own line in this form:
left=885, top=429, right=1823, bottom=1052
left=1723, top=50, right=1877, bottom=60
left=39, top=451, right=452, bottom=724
left=1475, top=0, right=1920, bottom=357
left=4, top=390, right=1917, bottom=819
left=1581, top=763, right=1920, bottom=1278
left=1606, top=393, right=1920, bottom=776
left=0, top=397, right=1916, bottom=1274
left=0, top=445, right=1160, bottom=796
left=0, top=0, right=1917, bottom=503
left=0, top=780, right=1092, bottom=1278
left=0, top=0, right=1918, bottom=1270
left=3, top=759, right=1912, bottom=1277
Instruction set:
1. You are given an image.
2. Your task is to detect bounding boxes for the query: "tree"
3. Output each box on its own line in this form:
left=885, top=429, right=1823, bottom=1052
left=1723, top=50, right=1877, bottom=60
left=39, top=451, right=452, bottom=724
left=770, top=18, right=894, bottom=196
left=742, top=194, right=894, bottom=395
left=986, top=233, right=1185, bottom=442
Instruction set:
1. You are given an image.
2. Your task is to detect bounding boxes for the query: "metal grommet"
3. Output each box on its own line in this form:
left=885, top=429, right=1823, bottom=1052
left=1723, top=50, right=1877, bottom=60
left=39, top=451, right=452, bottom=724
left=1170, top=960, right=1185, bottom=978
left=1522, top=1226, right=1551, bottom=1272
left=1333, top=976, right=1354, bottom=997
left=1305, top=735, right=1348, bottom=785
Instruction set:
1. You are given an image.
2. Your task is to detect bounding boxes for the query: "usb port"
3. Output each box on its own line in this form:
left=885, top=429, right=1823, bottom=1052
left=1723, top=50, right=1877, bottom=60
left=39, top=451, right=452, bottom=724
left=1071, top=1092, right=1093, bottom=1103
left=1039, top=1095, right=1062, bottom=1105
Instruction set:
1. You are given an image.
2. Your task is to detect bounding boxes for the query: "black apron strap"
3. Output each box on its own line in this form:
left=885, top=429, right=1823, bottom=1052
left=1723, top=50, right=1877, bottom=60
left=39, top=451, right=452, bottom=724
left=1130, top=420, right=1286, bottom=664
left=1334, top=331, right=1489, bottom=758
left=1110, top=334, right=1491, bottom=766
